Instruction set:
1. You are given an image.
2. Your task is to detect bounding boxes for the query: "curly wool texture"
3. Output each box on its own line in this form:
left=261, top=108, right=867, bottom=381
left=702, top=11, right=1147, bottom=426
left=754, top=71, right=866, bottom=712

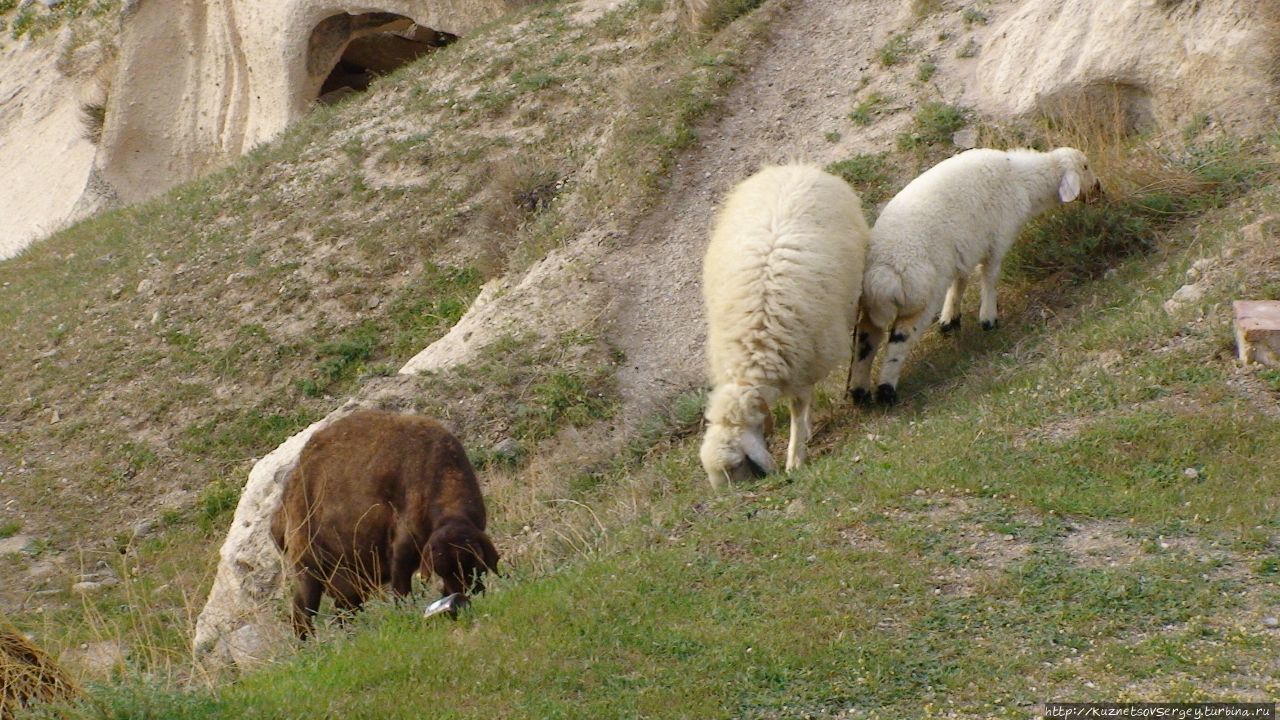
left=701, top=164, right=869, bottom=487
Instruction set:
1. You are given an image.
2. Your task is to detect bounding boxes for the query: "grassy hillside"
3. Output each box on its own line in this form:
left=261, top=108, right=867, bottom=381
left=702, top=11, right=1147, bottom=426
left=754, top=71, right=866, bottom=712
left=49, top=174, right=1280, bottom=717
left=0, top=0, right=775, bottom=663
left=4, top=0, right=1280, bottom=716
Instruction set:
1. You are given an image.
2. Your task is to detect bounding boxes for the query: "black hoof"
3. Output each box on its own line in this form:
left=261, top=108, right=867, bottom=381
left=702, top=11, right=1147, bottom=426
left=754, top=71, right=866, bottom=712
left=939, top=318, right=960, bottom=335
left=875, top=384, right=898, bottom=406
left=850, top=387, right=873, bottom=406
left=981, top=319, right=999, bottom=331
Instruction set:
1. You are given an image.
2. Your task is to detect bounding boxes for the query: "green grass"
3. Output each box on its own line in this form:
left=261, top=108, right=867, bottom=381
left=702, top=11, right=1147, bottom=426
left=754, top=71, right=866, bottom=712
left=0, top=519, right=20, bottom=539
left=9, top=1, right=1280, bottom=715
left=896, top=101, right=969, bottom=150
left=39, top=134, right=1280, bottom=718
left=826, top=152, right=895, bottom=209
left=5, top=0, right=115, bottom=39
left=1010, top=137, right=1274, bottom=281
left=848, top=91, right=887, bottom=126
left=877, top=34, right=911, bottom=66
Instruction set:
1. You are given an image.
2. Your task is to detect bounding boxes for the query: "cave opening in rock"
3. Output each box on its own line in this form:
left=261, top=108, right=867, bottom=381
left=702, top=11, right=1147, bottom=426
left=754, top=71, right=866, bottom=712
left=309, top=12, right=458, bottom=106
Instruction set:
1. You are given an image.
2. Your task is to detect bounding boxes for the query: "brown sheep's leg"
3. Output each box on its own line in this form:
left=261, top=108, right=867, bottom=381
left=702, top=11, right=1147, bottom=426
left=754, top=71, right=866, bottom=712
left=390, top=533, right=420, bottom=599
left=291, top=574, right=323, bottom=640
left=329, top=577, right=366, bottom=628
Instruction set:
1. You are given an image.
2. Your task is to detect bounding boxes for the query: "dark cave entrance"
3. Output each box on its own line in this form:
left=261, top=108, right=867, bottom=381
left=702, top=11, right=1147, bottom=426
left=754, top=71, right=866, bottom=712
left=309, top=12, right=458, bottom=105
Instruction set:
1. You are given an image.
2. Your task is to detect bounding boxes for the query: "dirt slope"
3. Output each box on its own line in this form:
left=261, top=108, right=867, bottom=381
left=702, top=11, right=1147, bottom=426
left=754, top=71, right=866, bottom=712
left=598, top=0, right=901, bottom=423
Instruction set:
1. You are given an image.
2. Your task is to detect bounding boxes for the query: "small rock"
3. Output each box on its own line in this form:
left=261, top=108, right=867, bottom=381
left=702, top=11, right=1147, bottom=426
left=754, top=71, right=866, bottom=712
left=227, top=623, right=281, bottom=667
left=784, top=498, right=807, bottom=518
left=62, top=640, right=123, bottom=676
left=952, top=127, right=979, bottom=149
left=1262, top=616, right=1279, bottom=629
left=1182, top=467, right=1200, bottom=480
left=1234, top=300, right=1280, bottom=368
left=136, top=278, right=155, bottom=296
left=366, top=296, right=382, bottom=310
left=0, top=534, right=33, bottom=556
left=26, top=560, right=58, bottom=581
left=1186, top=257, right=1215, bottom=280
left=132, top=519, right=156, bottom=539
left=492, top=438, right=520, bottom=456
left=1163, top=283, right=1204, bottom=314
left=72, top=580, right=111, bottom=594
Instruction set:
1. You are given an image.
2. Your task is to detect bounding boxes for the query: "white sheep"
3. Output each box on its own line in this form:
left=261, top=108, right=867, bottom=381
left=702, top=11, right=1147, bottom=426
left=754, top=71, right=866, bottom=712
left=850, top=146, right=1102, bottom=405
left=700, top=164, right=870, bottom=489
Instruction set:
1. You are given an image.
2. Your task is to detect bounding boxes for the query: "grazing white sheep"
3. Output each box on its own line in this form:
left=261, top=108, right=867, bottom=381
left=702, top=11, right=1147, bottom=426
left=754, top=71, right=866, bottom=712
left=850, top=147, right=1102, bottom=406
left=700, top=164, right=870, bottom=489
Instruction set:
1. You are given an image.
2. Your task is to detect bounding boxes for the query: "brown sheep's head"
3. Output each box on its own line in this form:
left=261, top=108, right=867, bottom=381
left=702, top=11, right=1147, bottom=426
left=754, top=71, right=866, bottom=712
left=425, top=521, right=500, bottom=598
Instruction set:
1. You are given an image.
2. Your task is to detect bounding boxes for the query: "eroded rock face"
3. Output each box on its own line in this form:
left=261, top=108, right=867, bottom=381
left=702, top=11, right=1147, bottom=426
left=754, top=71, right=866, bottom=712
left=0, top=33, right=104, bottom=259
left=91, top=0, right=523, bottom=208
left=191, top=408, right=338, bottom=667
left=976, top=0, right=1277, bottom=132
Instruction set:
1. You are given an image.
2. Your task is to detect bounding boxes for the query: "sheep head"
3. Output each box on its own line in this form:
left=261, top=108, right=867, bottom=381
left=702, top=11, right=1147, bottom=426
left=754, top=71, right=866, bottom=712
left=425, top=519, right=500, bottom=598
left=699, top=384, right=777, bottom=490
left=1052, top=147, right=1103, bottom=204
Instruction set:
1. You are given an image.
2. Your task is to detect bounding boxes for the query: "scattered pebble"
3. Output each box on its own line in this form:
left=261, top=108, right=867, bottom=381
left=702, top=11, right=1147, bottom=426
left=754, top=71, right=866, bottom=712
left=1262, top=616, right=1279, bottom=629
left=0, top=534, right=34, bottom=556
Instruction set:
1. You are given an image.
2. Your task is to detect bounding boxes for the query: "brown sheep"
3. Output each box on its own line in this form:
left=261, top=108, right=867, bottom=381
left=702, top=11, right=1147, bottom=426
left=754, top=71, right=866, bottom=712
left=270, top=410, right=499, bottom=639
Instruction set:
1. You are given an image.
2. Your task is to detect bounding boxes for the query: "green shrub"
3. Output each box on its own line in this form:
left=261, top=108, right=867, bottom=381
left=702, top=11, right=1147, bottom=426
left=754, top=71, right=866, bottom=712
left=826, top=153, right=894, bottom=208
left=878, top=34, right=911, bottom=66
left=849, top=92, right=887, bottom=126
left=896, top=102, right=969, bottom=150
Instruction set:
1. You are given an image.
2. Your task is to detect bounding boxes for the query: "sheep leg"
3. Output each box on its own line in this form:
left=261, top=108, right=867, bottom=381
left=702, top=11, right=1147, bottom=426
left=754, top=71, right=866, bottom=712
left=939, top=274, right=967, bottom=335
left=978, top=261, right=1001, bottom=330
left=849, top=316, right=885, bottom=406
left=290, top=573, right=324, bottom=640
left=329, top=578, right=366, bottom=628
left=390, top=531, right=420, bottom=599
left=785, top=392, right=813, bottom=472
left=875, top=311, right=930, bottom=405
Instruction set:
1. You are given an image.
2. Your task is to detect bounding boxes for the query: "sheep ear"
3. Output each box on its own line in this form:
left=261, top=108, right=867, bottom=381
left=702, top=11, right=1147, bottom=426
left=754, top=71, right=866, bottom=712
left=742, top=428, right=776, bottom=478
left=1058, top=169, right=1082, bottom=202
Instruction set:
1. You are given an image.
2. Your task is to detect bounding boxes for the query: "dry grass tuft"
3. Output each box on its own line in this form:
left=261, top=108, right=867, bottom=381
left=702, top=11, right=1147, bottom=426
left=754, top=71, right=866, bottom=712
left=1, top=618, right=79, bottom=718
left=80, top=101, right=107, bottom=144
left=675, top=0, right=712, bottom=33
left=911, top=0, right=943, bottom=18
left=981, top=84, right=1209, bottom=204
left=677, top=0, right=767, bottom=34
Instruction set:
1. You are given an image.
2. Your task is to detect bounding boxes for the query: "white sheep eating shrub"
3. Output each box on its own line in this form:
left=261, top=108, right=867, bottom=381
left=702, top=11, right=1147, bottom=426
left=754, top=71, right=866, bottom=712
left=851, top=146, right=1102, bottom=406
left=700, top=164, right=870, bottom=490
